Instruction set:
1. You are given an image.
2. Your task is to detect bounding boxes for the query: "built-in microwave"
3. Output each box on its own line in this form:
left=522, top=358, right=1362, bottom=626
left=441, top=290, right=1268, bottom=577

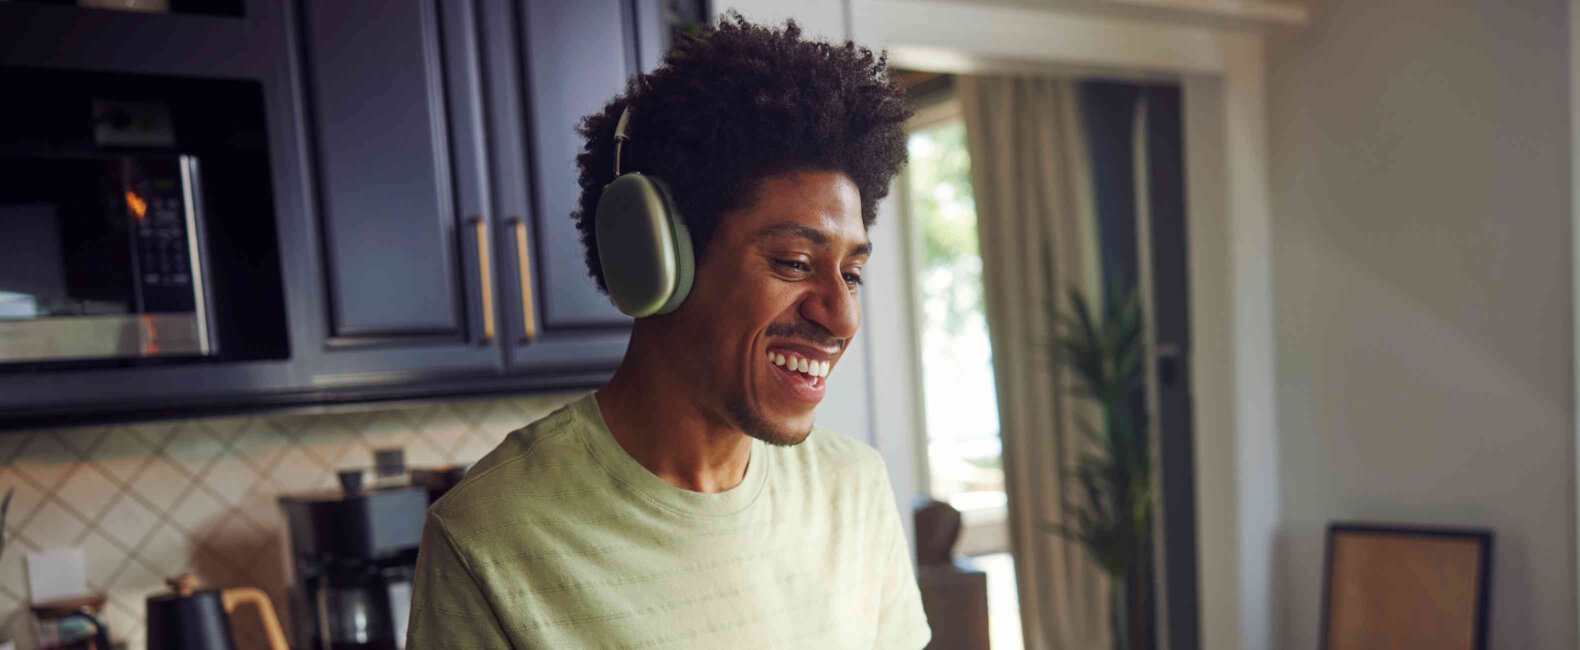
left=0, top=153, right=214, bottom=363
left=0, top=66, right=291, bottom=370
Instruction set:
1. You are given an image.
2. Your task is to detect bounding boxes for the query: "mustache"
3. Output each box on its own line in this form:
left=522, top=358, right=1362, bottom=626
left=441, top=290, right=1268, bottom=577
left=764, top=321, right=844, bottom=351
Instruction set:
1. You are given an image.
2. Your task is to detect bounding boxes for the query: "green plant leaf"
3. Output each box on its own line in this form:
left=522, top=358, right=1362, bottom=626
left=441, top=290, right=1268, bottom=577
left=1043, top=283, right=1156, bottom=582
left=0, top=486, right=12, bottom=563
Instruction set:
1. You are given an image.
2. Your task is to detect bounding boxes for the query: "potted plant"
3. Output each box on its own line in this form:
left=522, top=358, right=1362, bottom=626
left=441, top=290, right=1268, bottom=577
left=1, top=486, right=14, bottom=650
left=1045, top=288, right=1155, bottom=650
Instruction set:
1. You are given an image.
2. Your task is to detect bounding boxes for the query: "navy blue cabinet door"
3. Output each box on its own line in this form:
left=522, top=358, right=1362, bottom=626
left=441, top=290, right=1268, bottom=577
left=474, top=0, right=634, bottom=377
left=300, top=0, right=465, bottom=340
left=519, top=0, right=637, bottom=331
left=296, top=0, right=504, bottom=380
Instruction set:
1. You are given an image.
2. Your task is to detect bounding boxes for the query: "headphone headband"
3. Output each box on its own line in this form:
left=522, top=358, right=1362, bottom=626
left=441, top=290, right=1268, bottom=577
left=613, top=106, right=633, bottom=176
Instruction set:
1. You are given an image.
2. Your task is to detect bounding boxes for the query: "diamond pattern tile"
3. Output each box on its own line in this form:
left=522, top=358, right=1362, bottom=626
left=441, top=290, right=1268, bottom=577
left=167, top=486, right=226, bottom=542
left=0, top=431, right=30, bottom=465
left=160, top=424, right=226, bottom=478
left=0, top=610, right=29, bottom=647
left=236, top=490, right=283, bottom=536
left=476, top=400, right=528, bottom=444
left=294, top=419, right=355, bottom=469
left=88, top=429, right=156, bottom=483
left=0, top=588, right=17, bottom=620
left=418, top=403, right=472, bottom=451
left=126, top=457, right=193, bottom=509
left=189, top=546, right=241, bottom=589
left=0, top=389, right=586, bottom=650
left=0, top=541, right=30, bottom=601
left=360, top=411, right=418, bottom=453
left=266, top=446, right=328, bottom=493
left=404, top=434, right=449, bottom=468
left=107, top=557, right=163, bottom=598
left=53, top=465, right=121, bottom=521
left=127, top=420, right=182, bottom=449
left=58, top=426, right=110, bottom=457
left=199, top=456, right=260, bottom=507
left=11, top=433, right=81, bottom=492
left=197, top=414, right=256, bottom=443
left=0, top=466, right=49, bottom=528
left=136, top=523, right=195, bottom=578
left=206, top=513, right=263, bottom=564
left=229, top=421, right=289, bottom=474
left=79, top=528, right=131, bottom=591
left=95, top=493, right=160, bottom=549
left=19, top=498, right=90, bottom=548
left=451, top=434, right=497, bottom=466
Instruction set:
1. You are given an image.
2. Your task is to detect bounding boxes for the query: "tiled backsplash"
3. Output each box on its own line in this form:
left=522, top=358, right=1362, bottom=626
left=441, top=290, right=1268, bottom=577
left=0, top=390, right=584, bottom=650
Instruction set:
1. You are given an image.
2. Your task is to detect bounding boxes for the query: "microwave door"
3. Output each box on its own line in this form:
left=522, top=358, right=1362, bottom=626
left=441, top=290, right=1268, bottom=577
left=0, top=154, right=214, bottom=364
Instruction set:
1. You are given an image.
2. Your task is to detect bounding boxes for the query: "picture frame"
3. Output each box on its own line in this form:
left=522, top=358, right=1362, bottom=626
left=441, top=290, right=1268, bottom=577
left=1319, top=522, right=1493, bottom=650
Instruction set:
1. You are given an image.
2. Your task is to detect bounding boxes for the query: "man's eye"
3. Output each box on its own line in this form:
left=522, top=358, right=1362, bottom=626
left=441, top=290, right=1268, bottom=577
left=843, top=273, right=864, bottom=287
left=774, top=259, right=812, bottom=273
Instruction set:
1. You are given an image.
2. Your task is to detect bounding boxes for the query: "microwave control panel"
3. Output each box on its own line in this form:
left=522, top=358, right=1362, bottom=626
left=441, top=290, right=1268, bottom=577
left=121, top=156, right=199, bottom=314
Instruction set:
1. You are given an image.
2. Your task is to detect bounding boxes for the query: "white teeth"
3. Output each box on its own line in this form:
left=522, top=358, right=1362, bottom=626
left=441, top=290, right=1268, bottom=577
left=767, top=352, right=830, bottom=378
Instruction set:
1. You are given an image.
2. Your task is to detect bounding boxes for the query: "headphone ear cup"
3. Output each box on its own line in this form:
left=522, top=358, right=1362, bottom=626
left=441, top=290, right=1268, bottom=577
left=594, top=173, right=689, bottom=318
left=651, top=179, right=692, bottom=315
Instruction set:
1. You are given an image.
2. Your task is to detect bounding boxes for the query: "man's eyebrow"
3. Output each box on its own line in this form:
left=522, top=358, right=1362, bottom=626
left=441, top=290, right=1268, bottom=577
left=753, top=223, right=829, bottom=246
left=754, top=223, right=873, bottom=256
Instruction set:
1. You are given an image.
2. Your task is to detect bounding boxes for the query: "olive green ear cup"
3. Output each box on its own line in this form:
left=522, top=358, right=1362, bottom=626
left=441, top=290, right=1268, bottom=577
left=594, top=173, right=694, bottom=318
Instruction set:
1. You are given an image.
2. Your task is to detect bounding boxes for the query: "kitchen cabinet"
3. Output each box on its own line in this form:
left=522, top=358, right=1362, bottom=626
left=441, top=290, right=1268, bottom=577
left=480, top=0, right=642, bottom=376
left=297, top=0, right=672, bottom=383
left=292, top=0, right=506, bottom=385
left=0, top=0, right=704, bottom=425
left=518, top=0, right=638, bottom=331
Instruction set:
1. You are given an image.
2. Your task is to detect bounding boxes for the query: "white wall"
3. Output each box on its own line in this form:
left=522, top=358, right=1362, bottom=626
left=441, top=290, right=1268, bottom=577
left=1267, top=0, right=1575, bottom=648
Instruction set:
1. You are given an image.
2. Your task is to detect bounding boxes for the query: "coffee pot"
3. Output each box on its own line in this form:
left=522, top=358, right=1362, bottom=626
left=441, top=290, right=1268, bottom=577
left=145, top=575, right=289, bottom=650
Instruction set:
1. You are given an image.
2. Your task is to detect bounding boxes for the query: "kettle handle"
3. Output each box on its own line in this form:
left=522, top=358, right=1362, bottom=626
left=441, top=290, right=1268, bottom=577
left=220, top=587, right=290, bottom=650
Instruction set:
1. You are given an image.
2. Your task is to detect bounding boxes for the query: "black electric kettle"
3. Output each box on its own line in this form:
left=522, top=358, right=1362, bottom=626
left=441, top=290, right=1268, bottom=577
left=145, top=574, right=289, bottom=650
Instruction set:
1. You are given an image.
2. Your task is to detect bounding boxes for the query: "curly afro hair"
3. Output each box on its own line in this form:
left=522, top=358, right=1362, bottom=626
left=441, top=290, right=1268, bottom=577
left=572, top=13, right=912, bottom=293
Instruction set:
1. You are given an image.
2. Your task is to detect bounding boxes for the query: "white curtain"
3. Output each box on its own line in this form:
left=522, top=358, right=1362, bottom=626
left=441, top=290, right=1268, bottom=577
left=958, top=75, right=1107, bottom=650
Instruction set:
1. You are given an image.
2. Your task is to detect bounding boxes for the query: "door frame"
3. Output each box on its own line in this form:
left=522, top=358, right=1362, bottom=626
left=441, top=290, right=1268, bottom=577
left=849, top=4, right=1287, bottom=650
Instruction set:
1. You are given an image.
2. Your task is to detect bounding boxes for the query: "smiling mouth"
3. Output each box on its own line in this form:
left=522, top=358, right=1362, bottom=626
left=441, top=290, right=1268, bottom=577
left=765, top=349, right=831, bottom=401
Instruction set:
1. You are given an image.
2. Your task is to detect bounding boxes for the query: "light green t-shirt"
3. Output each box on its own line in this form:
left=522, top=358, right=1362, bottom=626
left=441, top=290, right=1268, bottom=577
left=405, top=393, right=932, bottom=649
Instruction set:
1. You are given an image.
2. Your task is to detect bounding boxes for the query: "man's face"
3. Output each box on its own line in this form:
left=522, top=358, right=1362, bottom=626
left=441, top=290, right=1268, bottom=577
left=673, top=170, right=867, bottom=446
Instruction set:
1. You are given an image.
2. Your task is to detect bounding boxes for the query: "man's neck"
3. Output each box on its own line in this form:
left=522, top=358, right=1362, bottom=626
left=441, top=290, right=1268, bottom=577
left=594, top=328, right=753, bottom=494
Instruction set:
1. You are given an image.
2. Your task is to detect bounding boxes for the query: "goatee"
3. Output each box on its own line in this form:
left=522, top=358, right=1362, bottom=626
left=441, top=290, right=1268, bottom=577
left=726, top=398, right=812, bottom=447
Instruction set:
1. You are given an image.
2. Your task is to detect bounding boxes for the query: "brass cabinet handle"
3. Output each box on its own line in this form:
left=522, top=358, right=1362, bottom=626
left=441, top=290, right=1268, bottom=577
left=470, top=217, right=495, bottom=344
left=509, top=218, right=537, bottom=341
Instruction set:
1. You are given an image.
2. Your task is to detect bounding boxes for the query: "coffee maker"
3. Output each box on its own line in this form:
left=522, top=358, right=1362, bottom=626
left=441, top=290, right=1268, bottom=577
left=278, top=484, right=429, bottom=650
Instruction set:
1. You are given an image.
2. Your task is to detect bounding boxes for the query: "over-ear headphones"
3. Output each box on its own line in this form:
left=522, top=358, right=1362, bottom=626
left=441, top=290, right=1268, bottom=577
left=594, top=106, right=695, bottom=318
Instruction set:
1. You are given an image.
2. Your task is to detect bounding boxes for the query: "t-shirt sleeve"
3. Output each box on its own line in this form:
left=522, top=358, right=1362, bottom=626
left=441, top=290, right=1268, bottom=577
left=873, top=466, right=933, bottom=649
left=406, top=511, right=514, bottom=649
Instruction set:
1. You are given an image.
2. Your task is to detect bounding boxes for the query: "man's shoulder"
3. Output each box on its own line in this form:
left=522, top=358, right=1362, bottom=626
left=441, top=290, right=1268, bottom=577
left=782, top=425, right=892, bottom=489
left=427, top=395, right=599, bottom=529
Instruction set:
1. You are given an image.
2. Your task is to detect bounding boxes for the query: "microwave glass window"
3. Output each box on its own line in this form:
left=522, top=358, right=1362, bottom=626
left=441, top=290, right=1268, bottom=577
left=0, top=155, right=212, bottom=363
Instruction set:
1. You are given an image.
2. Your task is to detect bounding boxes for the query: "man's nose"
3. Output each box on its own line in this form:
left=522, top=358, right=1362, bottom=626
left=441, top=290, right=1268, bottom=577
left=798, top=274, right=860, bottom=344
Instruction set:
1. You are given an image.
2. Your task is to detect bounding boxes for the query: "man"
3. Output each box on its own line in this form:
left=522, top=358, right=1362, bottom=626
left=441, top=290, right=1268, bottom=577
left=406, top=15, right=928, bottom=649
